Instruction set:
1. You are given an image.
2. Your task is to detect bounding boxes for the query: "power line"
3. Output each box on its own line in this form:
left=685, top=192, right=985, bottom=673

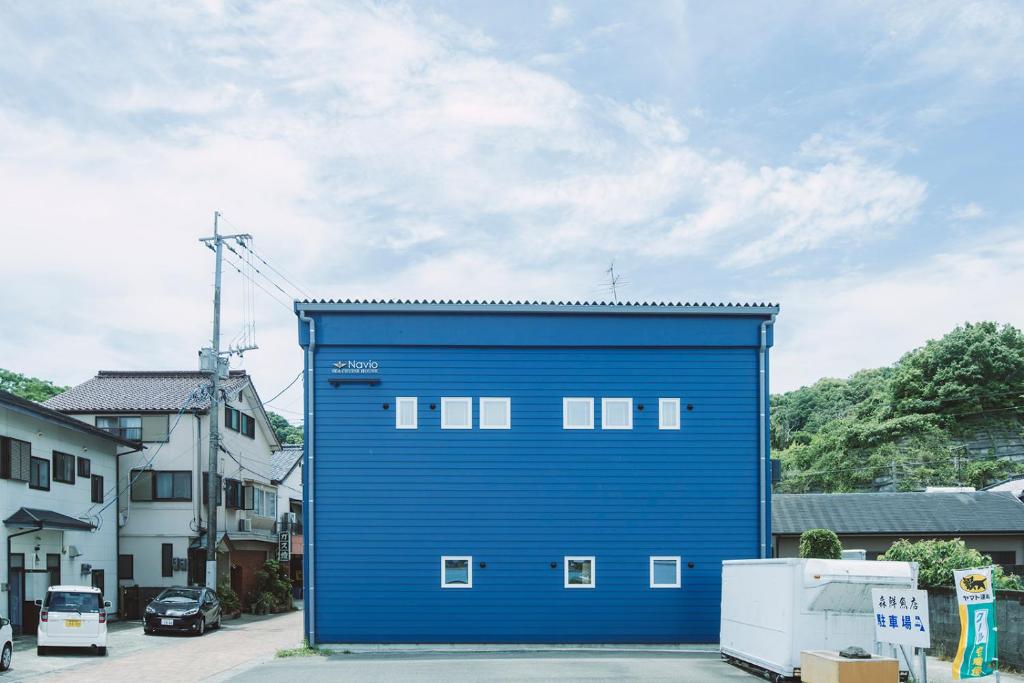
left=222, top=251, right=294, bottom=312
left=218, top=213, right=312, bottom=299
left=263, top=370, right=303, bottom=405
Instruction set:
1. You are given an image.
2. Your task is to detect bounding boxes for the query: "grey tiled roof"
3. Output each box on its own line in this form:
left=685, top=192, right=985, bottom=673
left=43, top=371, right=251, bottom=413
left=271, top=444, right=302, bottom=483
left=773, top=492, right=1024, bottom=535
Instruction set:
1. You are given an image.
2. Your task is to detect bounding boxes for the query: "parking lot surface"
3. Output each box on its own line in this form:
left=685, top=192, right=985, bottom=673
left=3, top=610, right=303, bottom=683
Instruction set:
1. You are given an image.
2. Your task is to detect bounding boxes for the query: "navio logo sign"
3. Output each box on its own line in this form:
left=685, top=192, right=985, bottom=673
left=332, top=360, right=380, bottom=375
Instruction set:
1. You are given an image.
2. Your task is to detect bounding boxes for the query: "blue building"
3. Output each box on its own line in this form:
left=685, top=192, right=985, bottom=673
left=295, top=300, right=778, bottom=644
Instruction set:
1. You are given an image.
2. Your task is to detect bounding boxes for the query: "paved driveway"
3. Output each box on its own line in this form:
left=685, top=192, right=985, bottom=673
left=228, top=650, right=755, bottom=683
left=2, top=610, right=303, bottom=683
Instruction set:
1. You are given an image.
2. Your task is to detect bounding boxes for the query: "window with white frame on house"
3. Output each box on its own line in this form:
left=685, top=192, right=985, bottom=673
left=395, top=397, right=417, bottom=429
left=252, top=487, right=278, bottom=518
left=601, top=398, right=632, bottom=429
left=649, top=556, right=681, bottom=588
left=441, top=556, right=473, bottom=588
left=564, top=556, right=595, bottom=588
left=479, top=397, right=511, bottom=429
left=441, top=397, right=472, bottom=429
left=659, top=398, right=681, bottom=430
left=562, top=398, right=594, bottom=429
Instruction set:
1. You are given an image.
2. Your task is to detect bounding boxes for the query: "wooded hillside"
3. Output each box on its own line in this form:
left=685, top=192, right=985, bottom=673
left=772, top=322, right=1024, bottom=492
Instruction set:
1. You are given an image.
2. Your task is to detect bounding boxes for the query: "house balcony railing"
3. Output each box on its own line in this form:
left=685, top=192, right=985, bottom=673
left=98, top=426, right=142, bottom=440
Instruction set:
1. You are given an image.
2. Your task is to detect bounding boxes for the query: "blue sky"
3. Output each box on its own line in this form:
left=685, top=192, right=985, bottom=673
left=1, top=1, right=1022, bottom=419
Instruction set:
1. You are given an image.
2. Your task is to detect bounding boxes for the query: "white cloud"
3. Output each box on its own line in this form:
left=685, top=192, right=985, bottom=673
left=770, top=229, right=1024, bottom=392
left=0, top=1, right=944, bottom=412
left=549, top=3, right=572, bottom=28
left=949, top=202, right=986, bottom=221
left=875, top=0, right=1024, bottom=84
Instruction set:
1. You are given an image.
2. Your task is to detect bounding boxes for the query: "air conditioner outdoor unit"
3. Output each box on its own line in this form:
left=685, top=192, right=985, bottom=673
left=239, top=518, right=253, bottom=532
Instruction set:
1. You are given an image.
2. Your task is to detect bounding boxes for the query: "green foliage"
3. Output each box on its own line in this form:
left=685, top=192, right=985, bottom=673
left=798, top=528, right=842, bottom=559
left=0, top=369, right=68, bottom=402
left=276, top=641, right=330, bottom=658
left=248, top=558, right=293, bottom=613
left=266, top=411, right=303, bottom=445
left=774, top=323, right=1024, bottom=492
left=878, top=539, right=1024, bottom=591
left=216, top=580, right=241, bottom=614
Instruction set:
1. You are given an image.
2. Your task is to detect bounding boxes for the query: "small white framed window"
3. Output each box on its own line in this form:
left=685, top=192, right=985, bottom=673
left=659, top=398, right=680, bottom=430
left=563, top=398, right=594, bottom=430
left=396, top=397, right=417, bottom=429
left=650, top=556, right=681, bottom=588
left=564, top=556, right=595, bottom=588
left=441, top=556, right=473, bottom=588
left=441, top=397, right=472, bottom=429
left=601, top=398, right=633, bottom=430
left=479, top=397, right=511, bottom=429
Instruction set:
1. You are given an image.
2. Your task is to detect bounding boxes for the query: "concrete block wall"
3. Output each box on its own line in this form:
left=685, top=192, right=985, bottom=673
left=927, top=587, right=1024, bottom=668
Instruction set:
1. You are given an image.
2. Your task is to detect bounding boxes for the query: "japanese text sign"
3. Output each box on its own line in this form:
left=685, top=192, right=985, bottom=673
left=871, top=587, right=931, bottom=648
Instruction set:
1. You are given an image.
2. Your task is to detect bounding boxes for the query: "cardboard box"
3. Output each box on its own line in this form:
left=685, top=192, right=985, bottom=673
left=800, top=650, right=899, bottom=683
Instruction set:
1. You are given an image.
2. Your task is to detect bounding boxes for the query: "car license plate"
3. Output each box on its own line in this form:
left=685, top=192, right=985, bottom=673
left=65, top=619, right=82, bottom=628
left=161, top=618, right=174, bottom=626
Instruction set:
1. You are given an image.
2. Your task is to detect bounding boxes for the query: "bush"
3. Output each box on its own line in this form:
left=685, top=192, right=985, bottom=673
left=248, top=559, right=293, bottom=613
left=217, top=580, right=241, bottom=615
left=878, top=538, right=1024, bottom=590
left=799, top=529, right=842, bottom=559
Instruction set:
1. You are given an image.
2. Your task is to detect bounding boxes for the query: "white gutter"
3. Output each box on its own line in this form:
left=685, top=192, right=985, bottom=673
left=298, top=309, right=317, bottom=645
left=758, top=314, right=776, bottom=558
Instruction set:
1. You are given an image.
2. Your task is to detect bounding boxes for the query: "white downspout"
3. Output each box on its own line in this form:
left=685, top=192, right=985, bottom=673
left=759, top=314, right=776, bottom=559
left=297, top=308, right=316, bottom=645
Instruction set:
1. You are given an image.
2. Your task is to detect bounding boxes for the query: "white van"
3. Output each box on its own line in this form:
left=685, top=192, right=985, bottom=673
left=36, top=585, right=110, bottom=656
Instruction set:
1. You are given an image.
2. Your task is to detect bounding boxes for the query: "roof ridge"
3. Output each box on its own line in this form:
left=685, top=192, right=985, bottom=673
left=296, top=298, right=779, bottom=307
left=96, top=370, right=249, bottom=377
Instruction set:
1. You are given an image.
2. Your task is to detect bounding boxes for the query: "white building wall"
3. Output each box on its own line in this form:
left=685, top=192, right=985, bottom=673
left=1, top=408, right=122, bottom=622
left=72, top=382, right=279, bottom=590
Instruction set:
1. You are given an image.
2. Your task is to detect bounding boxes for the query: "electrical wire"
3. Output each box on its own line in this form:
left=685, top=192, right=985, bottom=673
left=263, top=370, right=303, bottom=405
left=222, top=251, right=293, bottom=312
left=81, top=383, right=213, bottom=524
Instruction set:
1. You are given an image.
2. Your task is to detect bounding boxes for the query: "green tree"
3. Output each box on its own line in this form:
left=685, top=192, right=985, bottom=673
left=773, top=322, right=1024, bottom=493
left=266, top=411, right=303, bottom=445
left=879, top=538, right=1023, bottom=591
left=0, top=369, right=68, bottom=402
left=799, top=529, right=842, bottom=559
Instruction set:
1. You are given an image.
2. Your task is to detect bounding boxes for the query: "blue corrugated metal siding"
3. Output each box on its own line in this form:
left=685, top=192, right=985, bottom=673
left=307, top=335, right=766, bottom=643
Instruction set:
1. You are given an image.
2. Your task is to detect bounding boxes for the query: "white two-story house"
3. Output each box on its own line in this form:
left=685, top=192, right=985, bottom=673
left=2, top=389, right=141, bottom=635
left=44, top=370, right=282, bottom=611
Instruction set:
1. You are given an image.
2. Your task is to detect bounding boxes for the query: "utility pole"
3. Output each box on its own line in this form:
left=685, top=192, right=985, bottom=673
left=198, top=212, right=252, bottom=589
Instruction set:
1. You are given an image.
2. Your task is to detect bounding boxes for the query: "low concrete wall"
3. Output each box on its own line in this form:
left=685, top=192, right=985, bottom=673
left=927, top=587, right=1024, bottom=668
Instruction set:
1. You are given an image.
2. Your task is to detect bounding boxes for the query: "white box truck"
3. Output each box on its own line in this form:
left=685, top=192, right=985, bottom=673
left=720, top=558, right=916, bottom=680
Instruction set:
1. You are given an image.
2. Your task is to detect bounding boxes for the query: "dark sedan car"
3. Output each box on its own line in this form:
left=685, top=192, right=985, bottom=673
left=143, top=587, right=222, bottom=636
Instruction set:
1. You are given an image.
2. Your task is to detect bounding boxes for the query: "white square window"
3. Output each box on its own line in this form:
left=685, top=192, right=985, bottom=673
left=650, top=556, right=681, bottom=588
left=479, top=397, right=511, bottom=429
left=563, top=398, right=594, bottom=430
left=564, top=556, right=595, bottom=588
left=441, top=397, right=472, bottom=429
left=659, top=398, right=680, bottom=430
left=396, top=397, right=417, bottom=429
left=441, top=556, right=473, bottom=588
left=601, top=398, right=633, bottom=430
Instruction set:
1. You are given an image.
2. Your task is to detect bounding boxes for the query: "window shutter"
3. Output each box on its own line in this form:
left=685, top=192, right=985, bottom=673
left=141, top=414, right=170, bottom=442
left=14, top=441, right=31, bottom=482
